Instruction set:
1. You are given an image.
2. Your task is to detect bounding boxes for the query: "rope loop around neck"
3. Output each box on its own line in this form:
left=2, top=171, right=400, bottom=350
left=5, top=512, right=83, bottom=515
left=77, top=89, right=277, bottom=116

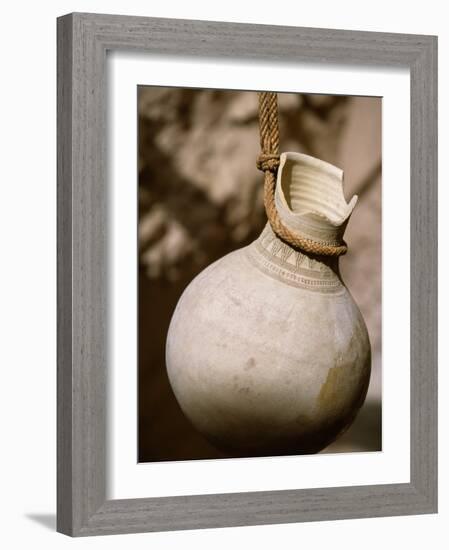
left=256, top=91, right=348, bottom=257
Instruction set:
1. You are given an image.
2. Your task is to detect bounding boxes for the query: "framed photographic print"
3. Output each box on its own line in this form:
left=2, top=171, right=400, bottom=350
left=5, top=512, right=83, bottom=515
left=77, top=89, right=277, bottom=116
left=57, top=12, right=437, bottom=536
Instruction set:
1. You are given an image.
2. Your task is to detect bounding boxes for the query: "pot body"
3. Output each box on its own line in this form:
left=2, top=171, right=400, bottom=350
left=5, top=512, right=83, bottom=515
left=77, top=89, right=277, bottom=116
left=166, top=223, right=371, bottom=455
left=166, top=152, right=371, bottom=455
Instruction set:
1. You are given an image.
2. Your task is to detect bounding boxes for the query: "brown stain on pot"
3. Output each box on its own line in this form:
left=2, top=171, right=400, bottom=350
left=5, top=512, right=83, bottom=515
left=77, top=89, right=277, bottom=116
left=317, top=323, right=370, bottom=414
left=318, top=364, right=345, bottom=411
left=317, top=340, right=371, bottom=425
left=244, top=357, right=257, bottom=370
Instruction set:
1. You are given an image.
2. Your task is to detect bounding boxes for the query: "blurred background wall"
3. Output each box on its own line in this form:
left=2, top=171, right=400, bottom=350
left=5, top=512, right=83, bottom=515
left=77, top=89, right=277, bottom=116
left=138, top=87, right=381, bottom=461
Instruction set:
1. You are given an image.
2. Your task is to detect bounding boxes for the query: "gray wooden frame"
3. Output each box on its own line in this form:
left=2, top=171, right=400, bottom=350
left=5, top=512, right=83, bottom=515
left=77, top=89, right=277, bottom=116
left=57, top=12, right=437, bottom=537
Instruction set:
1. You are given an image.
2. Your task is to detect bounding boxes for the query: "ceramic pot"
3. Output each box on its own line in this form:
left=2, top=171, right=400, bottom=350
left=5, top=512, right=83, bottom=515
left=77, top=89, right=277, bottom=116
left=166, top=152, right=371, bottom=455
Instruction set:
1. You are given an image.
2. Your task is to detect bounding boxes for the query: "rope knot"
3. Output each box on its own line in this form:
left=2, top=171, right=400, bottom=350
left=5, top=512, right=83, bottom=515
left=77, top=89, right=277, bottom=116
left=256, top=153, right=280, bottom=173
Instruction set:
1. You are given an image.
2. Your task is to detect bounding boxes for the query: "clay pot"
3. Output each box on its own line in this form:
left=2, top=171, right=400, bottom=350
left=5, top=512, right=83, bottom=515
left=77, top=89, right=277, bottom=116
left=166, top=152, right=371, bottom=455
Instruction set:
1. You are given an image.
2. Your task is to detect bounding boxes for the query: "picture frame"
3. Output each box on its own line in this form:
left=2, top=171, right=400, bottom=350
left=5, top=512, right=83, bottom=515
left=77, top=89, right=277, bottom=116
left=57, top=12, right=437, bottom=536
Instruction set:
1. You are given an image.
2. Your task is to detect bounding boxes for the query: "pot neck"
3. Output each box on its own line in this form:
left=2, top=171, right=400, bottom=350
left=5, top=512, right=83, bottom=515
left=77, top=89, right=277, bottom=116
left=245, top=223, right=345, bottom=296
left=257, top=223, right=341, bottom=276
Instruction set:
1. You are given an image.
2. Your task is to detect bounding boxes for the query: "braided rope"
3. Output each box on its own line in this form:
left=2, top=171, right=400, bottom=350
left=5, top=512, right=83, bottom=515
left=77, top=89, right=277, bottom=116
left=256, top=92, right=347, bottom=257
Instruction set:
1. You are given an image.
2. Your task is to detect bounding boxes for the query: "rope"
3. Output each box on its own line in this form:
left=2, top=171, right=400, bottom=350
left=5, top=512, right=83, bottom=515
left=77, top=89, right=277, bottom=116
left=256, top=92, right=347, bottom=257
